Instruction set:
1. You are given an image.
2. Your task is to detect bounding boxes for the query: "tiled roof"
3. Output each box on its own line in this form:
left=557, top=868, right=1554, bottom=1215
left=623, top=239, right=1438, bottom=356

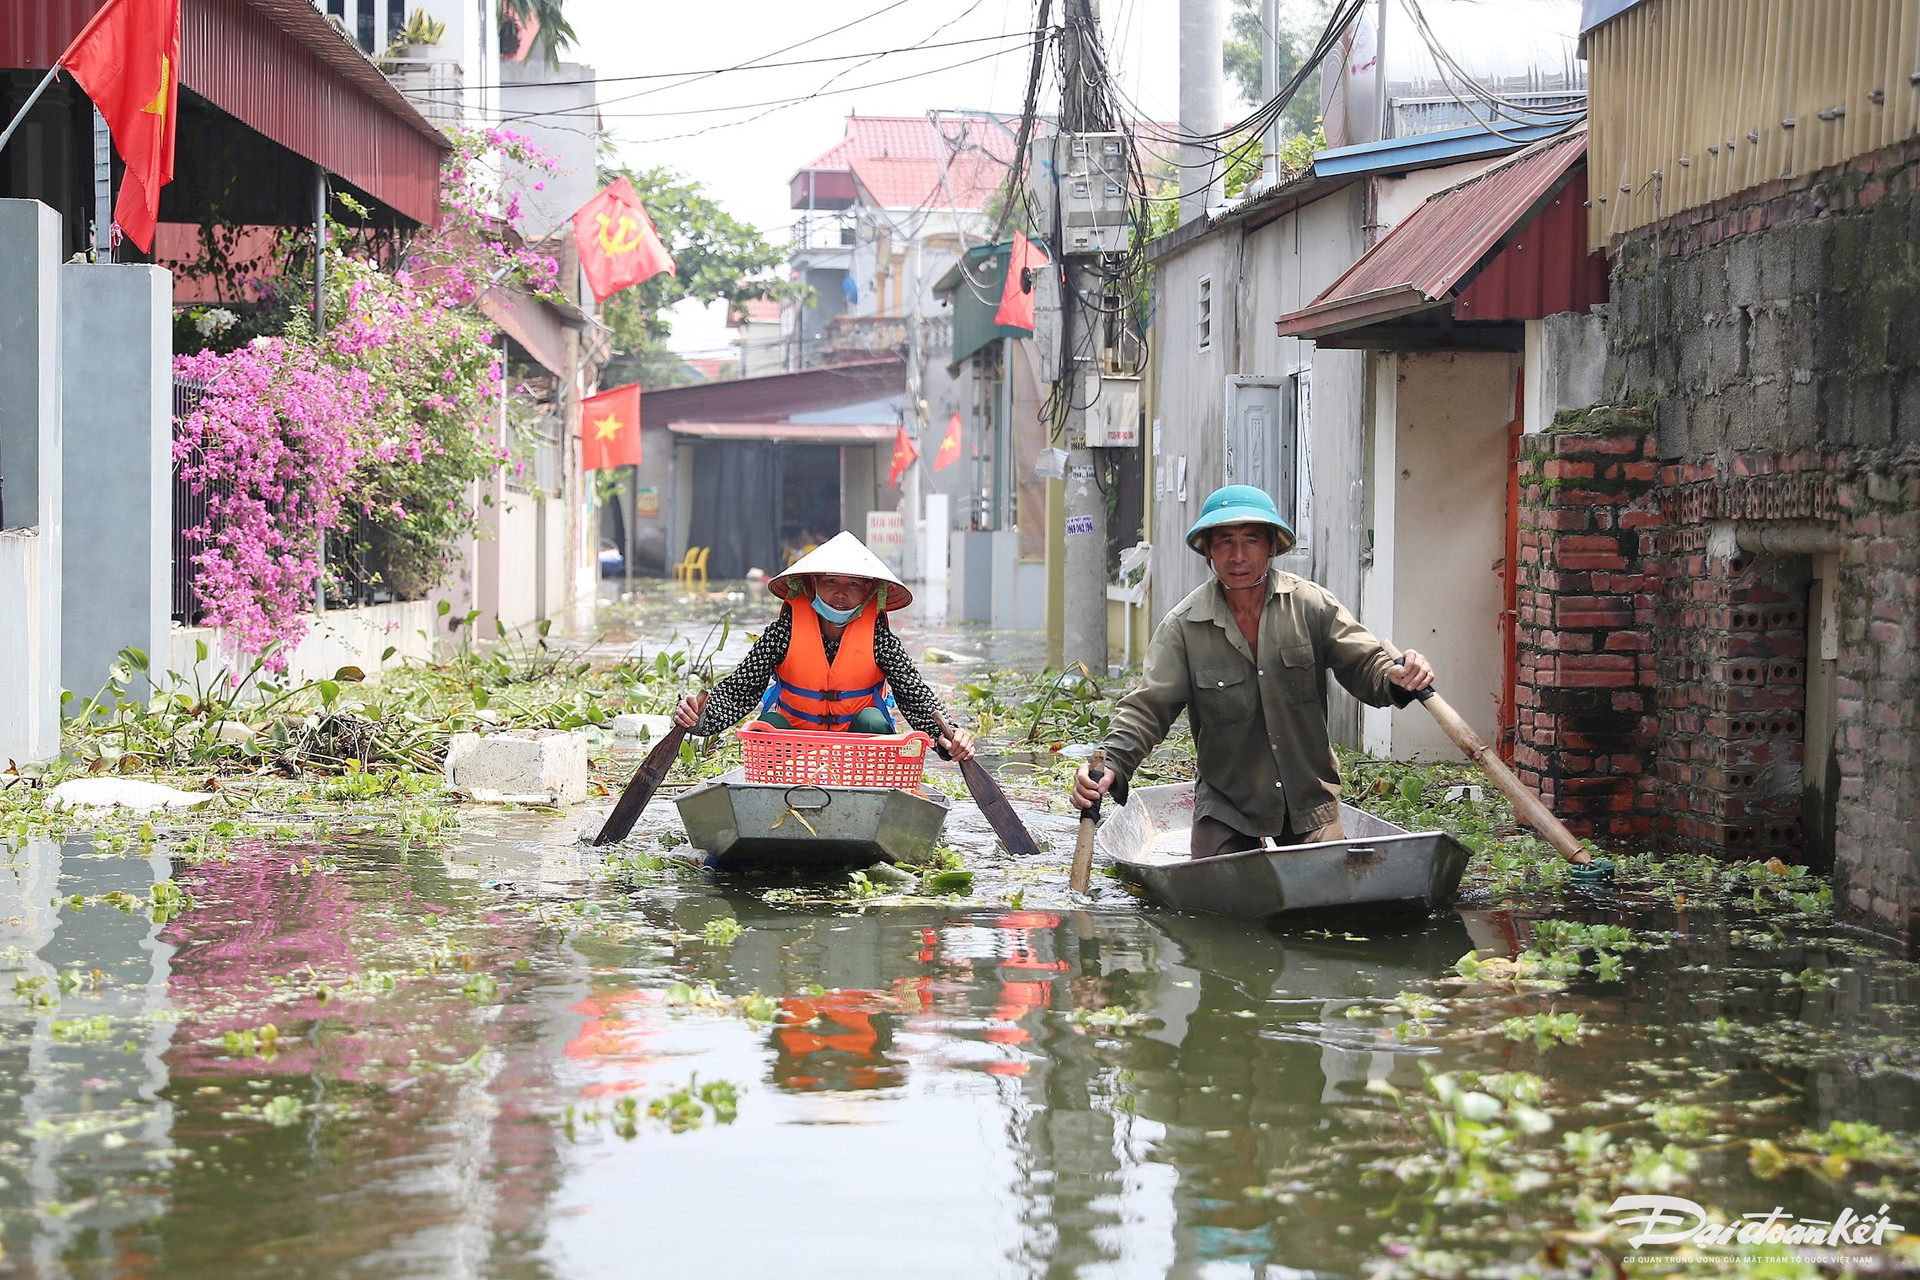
left=794, top=115, right=1019, bottom=212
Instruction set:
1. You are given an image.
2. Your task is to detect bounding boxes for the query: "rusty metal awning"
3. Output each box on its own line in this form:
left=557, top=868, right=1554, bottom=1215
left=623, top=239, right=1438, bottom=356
left=666, top=422, right=896, bottom=443
left=1277, top=127, right=1592, bottom=342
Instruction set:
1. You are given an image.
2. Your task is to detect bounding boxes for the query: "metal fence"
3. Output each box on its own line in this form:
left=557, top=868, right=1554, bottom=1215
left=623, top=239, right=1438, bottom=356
left=170, top=378, right=223, bottom=625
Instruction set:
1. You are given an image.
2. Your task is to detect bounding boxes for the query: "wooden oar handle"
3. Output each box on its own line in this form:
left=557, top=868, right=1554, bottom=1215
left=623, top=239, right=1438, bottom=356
left=1381, top=644, right=1591, bottom=866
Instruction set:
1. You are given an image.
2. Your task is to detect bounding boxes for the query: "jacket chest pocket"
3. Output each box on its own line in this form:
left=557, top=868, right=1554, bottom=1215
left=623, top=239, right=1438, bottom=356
left=1193, top=664, right=1258, bottom=722
left=1277, top=643, right=1321, bottom=704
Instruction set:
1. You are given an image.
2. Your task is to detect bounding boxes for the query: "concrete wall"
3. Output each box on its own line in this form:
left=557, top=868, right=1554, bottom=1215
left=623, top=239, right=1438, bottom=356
left=60, top=263, right=171, bottom=703
left=1523, top=312, right=1606, bottom=435
left=170, top=600, right=437, bottom=689
left=0, top=200, right=63, bottom=765
left=1147, top=185, right=1373, bottom=743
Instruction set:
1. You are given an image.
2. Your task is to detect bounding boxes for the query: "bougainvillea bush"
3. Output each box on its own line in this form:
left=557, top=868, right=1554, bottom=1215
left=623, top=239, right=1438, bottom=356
left=173, top=342, right=369, bottom=660
left=172, top=129, right=557, bottom=662
left=321, top=255, right=508, bottom=601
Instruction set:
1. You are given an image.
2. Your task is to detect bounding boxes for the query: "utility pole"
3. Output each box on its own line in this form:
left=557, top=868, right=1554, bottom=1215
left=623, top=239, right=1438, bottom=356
left=1178, top=0, right=1226, bottom=223
left=1059, top=0, right=1112, bottom=676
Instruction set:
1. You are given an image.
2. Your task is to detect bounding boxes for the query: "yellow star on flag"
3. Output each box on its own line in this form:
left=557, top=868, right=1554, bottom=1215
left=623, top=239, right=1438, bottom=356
left=592, top=413, right=624, bottom=441
left=142, top=56, right=171, bottom=118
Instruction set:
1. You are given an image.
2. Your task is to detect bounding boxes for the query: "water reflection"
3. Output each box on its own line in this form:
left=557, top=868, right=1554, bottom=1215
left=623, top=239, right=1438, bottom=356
left=1, top=822, right=1915, bottom=1279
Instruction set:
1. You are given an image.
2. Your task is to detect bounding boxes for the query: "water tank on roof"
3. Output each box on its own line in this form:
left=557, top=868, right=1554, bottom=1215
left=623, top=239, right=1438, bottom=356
left=1321, top=0, right=1585, bottom=148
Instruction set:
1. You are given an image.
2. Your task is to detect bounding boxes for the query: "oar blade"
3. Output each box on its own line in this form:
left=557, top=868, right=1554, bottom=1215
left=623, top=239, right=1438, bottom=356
left=958, top=757, right=1041, bottom=856
left=592, top=725, right=688, bottom=847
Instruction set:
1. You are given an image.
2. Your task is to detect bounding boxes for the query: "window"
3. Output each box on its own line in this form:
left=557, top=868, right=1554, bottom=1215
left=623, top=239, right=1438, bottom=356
left=1196, top=276, right=1212, bottom=352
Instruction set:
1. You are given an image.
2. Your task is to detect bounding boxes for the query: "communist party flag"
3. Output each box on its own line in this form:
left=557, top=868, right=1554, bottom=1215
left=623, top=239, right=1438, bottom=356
left=580, top=384, right=643, bottom=472
left=992, top=231, right=1050, bottom=331
left=933, top=412, right=962, bottom=472
left=572, top=177, right=675, bottom=302
left=888, top=424, right=919, bottom=489
left=61, top=0, right=180, bottom=253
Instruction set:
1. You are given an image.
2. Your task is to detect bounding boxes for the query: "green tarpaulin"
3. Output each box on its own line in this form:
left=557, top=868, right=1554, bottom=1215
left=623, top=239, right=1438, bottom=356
left=933, top=242, right=1032, bottom=372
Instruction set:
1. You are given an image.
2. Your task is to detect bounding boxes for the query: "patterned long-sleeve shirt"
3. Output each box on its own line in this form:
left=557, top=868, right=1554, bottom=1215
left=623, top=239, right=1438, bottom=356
left=690, top=608, right=956, bottom=739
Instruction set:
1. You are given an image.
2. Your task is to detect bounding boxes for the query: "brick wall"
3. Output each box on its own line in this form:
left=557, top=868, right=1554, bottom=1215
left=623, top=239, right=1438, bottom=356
left=1512, top=407, right=1662, bottom=841
left=1595, top=135, right=1920, bottom=953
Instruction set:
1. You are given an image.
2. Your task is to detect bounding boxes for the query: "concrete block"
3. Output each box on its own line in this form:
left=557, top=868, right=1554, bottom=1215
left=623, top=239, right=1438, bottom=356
left=1791, top=220, right=1832, bottom=298
left=445, top=729, right=589, bottom=805
left=1851, top=374, right=1894, bottom=449
left=1895, top=371, right=1920, bottom=448
left=611, top=713, right=674, bottom=741
left=1726, top=238, right=1762, bottom=307
left=61, top=263, right=171, bottom=703
left=1758, top=231, right=1793, bottom=301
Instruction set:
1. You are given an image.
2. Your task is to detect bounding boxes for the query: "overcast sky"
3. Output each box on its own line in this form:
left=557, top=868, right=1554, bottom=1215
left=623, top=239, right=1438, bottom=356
left=562, top=0, right=1187, bottom=355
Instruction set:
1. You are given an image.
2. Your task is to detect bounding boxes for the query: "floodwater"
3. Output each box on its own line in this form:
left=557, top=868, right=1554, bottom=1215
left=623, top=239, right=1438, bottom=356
left=3, top=583, right=1916, bottom=1277
left=4, top=809, right=1917, bottom=1278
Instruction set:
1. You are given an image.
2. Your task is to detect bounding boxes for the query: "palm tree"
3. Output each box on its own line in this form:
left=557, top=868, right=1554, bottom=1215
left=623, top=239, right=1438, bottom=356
left=499, top=0, right=576, bottom=70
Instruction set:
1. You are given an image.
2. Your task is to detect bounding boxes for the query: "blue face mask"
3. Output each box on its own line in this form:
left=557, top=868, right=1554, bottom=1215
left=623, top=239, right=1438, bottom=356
left=811, top=595, right=863, bottom=625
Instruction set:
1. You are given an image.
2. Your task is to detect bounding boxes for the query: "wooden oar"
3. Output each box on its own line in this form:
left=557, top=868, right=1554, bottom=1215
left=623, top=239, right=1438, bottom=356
left=930, top=711, right=1040, bottom=857
left=1068, top=748, right=1105, bottom=893
left=592, top=722, right=689, bottom=847
left=1384, top=646, right=1591, bottom=866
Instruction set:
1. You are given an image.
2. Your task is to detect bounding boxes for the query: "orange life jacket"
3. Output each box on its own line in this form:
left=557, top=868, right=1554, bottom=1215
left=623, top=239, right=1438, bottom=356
left=760, top=597, right=896, bottom=730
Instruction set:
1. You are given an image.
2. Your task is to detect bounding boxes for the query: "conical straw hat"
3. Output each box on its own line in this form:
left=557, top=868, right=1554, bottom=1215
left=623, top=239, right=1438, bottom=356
left=766, top=530, right=914, bottom=611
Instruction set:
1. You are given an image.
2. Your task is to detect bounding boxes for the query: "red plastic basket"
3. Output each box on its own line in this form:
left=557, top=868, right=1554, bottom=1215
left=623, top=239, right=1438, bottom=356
left=734, top=724, right=932, bottom=788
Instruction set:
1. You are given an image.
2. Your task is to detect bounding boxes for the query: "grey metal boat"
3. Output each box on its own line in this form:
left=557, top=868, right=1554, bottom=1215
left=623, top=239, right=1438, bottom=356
left=1096, top=782, right=1472, bottom=920
left=675, top=768, right=951, bottom=868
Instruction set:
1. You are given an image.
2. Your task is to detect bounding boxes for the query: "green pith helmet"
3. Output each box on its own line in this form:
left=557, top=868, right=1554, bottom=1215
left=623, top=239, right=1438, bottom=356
left=1185, top=484, right=1296, bottom=555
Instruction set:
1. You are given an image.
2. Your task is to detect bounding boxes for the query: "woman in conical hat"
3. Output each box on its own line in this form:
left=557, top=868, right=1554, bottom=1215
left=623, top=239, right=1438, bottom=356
left=672, top=531, right=976, bottom=760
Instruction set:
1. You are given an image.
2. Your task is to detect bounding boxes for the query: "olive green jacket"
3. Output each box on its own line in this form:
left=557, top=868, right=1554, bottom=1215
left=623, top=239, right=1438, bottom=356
left=1101, top=569, right=1408, bottom=835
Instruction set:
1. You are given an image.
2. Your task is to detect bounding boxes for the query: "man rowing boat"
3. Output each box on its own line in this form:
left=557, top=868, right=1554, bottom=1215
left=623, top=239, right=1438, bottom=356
left=1070, top=485, right=1433, bottom=858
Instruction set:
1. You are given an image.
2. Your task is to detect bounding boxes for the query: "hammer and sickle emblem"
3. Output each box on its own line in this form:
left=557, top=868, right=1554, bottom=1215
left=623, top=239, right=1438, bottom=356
left=596, top=211, right=643, bottom=256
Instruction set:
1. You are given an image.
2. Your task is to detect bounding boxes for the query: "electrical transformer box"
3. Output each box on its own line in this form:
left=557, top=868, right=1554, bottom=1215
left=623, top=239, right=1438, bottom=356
left=1030, top=132, right=1131, bottom=256
left=1080, top=373, right=1141, bottom=448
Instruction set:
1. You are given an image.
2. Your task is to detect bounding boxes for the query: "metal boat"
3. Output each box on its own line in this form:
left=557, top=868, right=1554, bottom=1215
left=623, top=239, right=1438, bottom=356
left=675, top=768, right=951, bottom=868
left=1096, top=783, right=1472, bottom=920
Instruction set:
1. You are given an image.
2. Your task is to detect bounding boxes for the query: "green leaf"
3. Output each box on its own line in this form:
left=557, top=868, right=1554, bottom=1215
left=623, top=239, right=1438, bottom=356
left=196, top=639, right=210, bottom=663
left=380, top=646, right=397, bottom=662
left=317, top=679, right=340, bottom=708
left=437, top=599, right=452, bottom=617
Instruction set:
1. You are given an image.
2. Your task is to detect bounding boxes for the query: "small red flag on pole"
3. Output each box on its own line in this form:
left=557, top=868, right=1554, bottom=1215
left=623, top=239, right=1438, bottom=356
left=933, top=412, right=962, bottom=472
left=60, top=0, right=180, bottom=253
left=572, top=178, right=675, bottom=302
left=888, top=424, right=919, bottom=489
left=992, top=231, right=1050, bottom=331
left=580, top=384, right=643, bottom=472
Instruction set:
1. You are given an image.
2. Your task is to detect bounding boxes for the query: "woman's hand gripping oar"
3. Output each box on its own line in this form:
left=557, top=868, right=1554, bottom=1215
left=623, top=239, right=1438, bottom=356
left=1382, top=645, right=1591, bottom=866
left=1068, top=749, right=1106, bottom=893
left=592, top=690, right=704, bottom=847
left=929, top=710, right=1040, bottom=857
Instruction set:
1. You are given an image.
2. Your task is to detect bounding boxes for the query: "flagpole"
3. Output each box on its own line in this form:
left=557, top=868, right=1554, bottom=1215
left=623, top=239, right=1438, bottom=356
left=0, top=64, right=63, bottom=157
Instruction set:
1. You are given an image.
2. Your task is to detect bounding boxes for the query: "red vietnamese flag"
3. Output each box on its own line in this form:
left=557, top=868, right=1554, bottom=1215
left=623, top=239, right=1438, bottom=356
left=933, top=412, right=962, bottom=471
left=572, top=178, right=675, bottom=302
left=580, top=384, right=643, bottom=472
left=992, top=231, right=1050, bottom=331
left=62, top=0, right=181, bottom=253
left=888, top=424, right=919, bottom=489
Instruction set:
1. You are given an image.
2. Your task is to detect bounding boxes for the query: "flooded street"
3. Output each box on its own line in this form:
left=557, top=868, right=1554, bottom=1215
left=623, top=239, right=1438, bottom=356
left=1, top=584, right=1916, bottom=1278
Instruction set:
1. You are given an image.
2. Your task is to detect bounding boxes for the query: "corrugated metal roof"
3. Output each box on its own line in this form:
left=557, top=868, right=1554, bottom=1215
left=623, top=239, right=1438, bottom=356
left=1579, top=0, right=1651, bottom=35
left=3, top=0, right=446, bottom=225
left=1313, top=119, right=1573, bottom=178
left=667, top=422, right=895, bottom=443
left=641, top=358, right=904, bottom=431
left=1278, top=127, right=1591, bottom=339
left=1452, top=164, right=1607, bottom=323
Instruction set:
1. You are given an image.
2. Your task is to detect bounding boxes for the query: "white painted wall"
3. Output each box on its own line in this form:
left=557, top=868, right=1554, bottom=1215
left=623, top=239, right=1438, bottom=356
left=170, top=600, right=437, bottom=689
